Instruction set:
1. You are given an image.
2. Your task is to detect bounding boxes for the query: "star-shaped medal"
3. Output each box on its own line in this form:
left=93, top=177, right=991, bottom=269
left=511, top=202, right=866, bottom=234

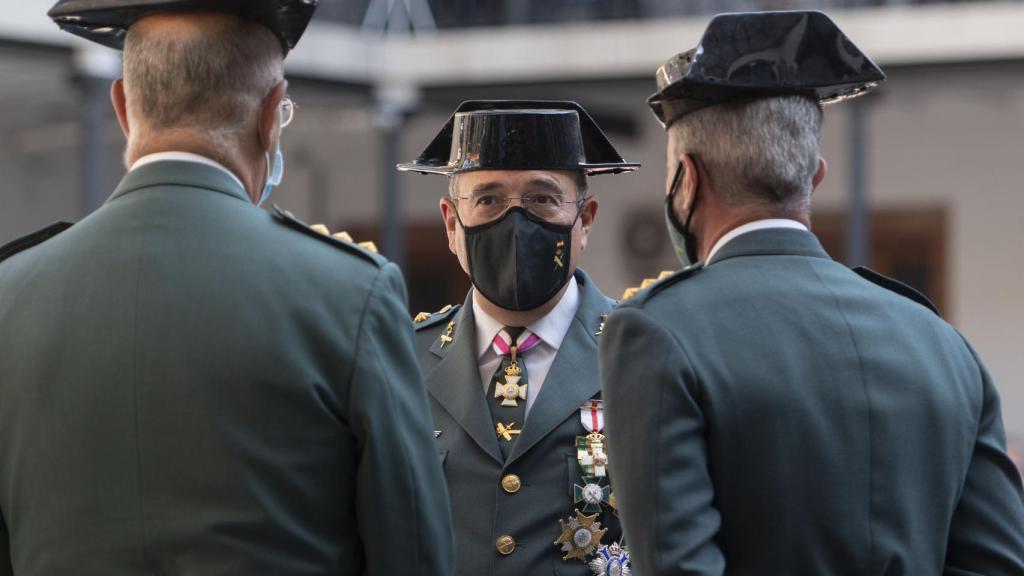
left=574, top=475, right=610, bottom=514
left=554, top=510, right=607, bottom=563
left=589, top=542, right=631, bottom=576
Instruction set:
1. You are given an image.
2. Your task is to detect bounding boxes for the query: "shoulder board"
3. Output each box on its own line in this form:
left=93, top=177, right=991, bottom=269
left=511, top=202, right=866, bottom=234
left=619, top=263, right=704, bottom=305
left=414, top=303, right=461, bottom=331
left=618, top=262, right=700, bottom=303
left=852, top=266, right=939, bottom=316
left=620, top=270, right=677, bottom=301
left=0, top=222, right=74, bottom=265
left=272, top=205, right=384, bottom=267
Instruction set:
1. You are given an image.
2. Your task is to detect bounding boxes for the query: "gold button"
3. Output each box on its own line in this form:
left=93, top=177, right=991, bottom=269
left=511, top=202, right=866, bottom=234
left=495, top=535, right=516, bottom=555
left=501, top=474, right=522, bottom=494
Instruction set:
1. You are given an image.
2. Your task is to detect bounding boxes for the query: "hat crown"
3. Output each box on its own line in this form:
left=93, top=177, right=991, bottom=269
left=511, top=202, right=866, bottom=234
left=648, top=10, right=884, bottom=127
left=397, top=100, right=639, bottom=177
left=47, top=0, right=318, bottom=54
left=449, top=109, right=586, bottom=173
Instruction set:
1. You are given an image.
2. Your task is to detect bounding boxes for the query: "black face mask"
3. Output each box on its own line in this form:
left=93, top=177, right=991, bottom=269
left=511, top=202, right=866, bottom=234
left=665, top=161, right=700, bottom=267
left=461, top=207, right=575, bottom=311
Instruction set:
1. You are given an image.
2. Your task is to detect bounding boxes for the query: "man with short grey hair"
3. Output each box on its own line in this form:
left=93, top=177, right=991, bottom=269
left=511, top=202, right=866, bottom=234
left=0, top=2, right=454, bottom=575
left=601, top=11, right=1024, bottom=575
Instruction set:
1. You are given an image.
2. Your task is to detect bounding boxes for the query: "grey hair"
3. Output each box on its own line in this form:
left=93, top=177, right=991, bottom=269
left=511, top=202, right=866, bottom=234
left=668, top=96, right=822, bottom=212
left=446, top=171, right=590, bottom=198
left=123, top=13, right=283, bottom=140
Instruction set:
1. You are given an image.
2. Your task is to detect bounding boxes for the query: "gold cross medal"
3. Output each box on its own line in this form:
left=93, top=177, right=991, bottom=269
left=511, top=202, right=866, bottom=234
left=554, top=509, right=607, bottom=563
left=494, top=359, right=527, bottom=407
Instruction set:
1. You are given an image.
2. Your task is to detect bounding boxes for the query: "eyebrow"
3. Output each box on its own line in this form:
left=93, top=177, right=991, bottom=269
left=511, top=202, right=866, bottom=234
left=523, top=178, right=566, bottom=194
left=470, top=181, right=506, bottom=194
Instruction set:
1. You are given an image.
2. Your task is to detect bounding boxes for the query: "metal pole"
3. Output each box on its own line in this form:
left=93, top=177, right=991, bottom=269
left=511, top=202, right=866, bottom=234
left=73, top=44, right=121, bottom=217
left=846, top=97, right=871, bottom=267
left=375, top=83, right=420, bottom=270
left=80, top=74, right=109, bottom=215
left=379, top=109, right=406, bottom=269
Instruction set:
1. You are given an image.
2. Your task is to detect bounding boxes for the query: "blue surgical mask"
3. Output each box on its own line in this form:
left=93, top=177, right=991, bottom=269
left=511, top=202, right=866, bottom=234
left=258, top=141, right=284, bottom=206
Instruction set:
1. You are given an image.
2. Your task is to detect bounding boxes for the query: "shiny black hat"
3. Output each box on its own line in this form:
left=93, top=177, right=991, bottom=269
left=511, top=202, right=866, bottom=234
left=47, top=0, right=318, bottom=54
left=397, top=100, right=640, bottom=176
left=649, top=10, right=885, bottom=128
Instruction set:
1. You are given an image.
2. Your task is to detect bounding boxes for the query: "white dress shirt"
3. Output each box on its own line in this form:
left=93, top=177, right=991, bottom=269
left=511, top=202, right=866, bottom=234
left=706, top=218, right=809, bottom=263
left=473, top=276, right=581, bottom=417
left=131, top=151, right=247, bottom=197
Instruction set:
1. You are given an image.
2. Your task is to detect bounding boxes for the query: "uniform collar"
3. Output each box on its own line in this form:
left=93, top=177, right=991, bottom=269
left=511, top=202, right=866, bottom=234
left=131, top=151, right=247, bottom=193
left=706, top=218, right=808, bottom=264
left=472, top=275, right=581, bottom=359
left=707, top=226, right=830, bottom=266
left=108, top=153, right=251, bottom=205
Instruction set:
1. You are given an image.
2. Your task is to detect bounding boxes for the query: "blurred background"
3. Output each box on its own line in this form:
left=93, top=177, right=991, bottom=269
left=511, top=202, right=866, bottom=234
left=2, top=0, right=1023, bottom=444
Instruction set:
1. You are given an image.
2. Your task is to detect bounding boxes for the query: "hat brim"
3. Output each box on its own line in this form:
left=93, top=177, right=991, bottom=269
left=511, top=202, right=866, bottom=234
left=396, top=161, right=640, bottom=176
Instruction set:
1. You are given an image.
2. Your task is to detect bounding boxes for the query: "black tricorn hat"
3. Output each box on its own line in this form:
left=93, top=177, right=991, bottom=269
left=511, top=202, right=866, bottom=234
left=47, top=0, right=318, bottom=54
left=397, top=100, right=640, bottom=176
left=648, top=10, right=885, bottom=128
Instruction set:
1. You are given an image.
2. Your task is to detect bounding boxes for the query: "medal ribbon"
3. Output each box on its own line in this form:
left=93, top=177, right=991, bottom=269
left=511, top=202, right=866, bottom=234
left=492, top=329, right=541, bottom=356
left=581, top=399, right=604, bottom=433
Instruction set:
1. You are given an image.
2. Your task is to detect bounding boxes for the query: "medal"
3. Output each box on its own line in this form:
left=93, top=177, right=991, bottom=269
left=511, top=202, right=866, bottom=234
left=576, top=433, right=609, bottom=477
left=577, top=400, right=609, bottom=477
left=574, top=476, right=610, bottom=514
left=554, top=510, right=607, bottom=563
left=589, top=542, right=631, bottom=576
left=494, top=360, right=527, bottom=407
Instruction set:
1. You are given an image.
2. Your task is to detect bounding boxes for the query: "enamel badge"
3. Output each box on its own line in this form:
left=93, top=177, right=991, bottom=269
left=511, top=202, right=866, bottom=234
left=589, top=542, right=631, bottom=576
left=574, top=475, right=611, bottom=514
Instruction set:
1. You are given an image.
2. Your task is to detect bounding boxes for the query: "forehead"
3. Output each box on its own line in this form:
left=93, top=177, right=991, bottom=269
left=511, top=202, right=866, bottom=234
left=453, top=170, right=579, bottom=193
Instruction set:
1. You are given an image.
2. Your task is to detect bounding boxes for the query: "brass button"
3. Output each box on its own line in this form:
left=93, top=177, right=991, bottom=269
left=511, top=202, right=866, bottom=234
left=501, top=474, right=522, bottom=494
left=495, top=535, right=516, bottom=555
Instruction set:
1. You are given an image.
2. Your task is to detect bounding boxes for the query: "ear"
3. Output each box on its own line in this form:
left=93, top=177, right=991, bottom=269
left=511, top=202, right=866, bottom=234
left=111, top=78, right=130, bottom=138
left=440, top=196, right=459, bottom=255
left=811, top=157, right=827, bottom=192
left=578, top=196, right=599, bottom=252
left=258, top=79, right=288, bottom=151
left=679, top=153, right=700, bottom=211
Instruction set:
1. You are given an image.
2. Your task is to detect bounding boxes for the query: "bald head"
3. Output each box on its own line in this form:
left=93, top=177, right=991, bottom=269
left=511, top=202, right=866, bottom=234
left=123, top=12, right=284, bottom=135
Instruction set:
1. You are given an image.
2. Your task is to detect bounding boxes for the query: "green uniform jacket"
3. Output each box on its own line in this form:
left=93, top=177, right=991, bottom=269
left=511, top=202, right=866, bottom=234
left=600, top=228, right=1024, bottom=576
left=414, top=270, right=622, bottom=576
left=0, top=161, right=454, bottom=576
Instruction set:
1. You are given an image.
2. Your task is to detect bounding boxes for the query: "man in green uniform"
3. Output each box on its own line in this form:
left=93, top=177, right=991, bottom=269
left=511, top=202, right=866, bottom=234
left=398, top=101, right=638, bottom=575
left=0, top=2, right=453, bottom=574
left=601, top=10, right=1024, bottom=575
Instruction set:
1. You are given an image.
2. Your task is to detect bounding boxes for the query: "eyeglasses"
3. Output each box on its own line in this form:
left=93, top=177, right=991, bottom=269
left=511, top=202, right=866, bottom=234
left=454, top=191, right=585, bottom=223
left=280, top=97, right=296, bottom=128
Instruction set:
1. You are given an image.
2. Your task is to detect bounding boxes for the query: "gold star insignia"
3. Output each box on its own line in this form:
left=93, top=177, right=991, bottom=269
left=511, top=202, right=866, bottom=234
left=553, top=509, right=607, bottom=563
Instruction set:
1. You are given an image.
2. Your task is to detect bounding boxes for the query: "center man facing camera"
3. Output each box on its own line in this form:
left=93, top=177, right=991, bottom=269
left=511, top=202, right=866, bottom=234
left=398, top=101, right=638, bottom=576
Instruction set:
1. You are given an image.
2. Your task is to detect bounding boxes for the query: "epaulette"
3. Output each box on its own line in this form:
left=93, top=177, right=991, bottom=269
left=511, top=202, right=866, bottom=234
left=0, top=222, right=74, bottom=265
left=853, top=266, right=939, bottom=316
left=619, top=264, right=704, bottom=305
left=414, top=303, right=460, bottom=331
left=620, top=270, right=677, bottom=301
left=272, top=205, right=384, bottom=266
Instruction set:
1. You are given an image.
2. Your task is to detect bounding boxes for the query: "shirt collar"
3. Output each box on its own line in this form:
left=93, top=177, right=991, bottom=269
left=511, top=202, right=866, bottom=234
left=706, top=218, right=809, bottom=264
left=131, top=151, right=248, bottom=197
left=472, top=275, right=581, bottom=359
